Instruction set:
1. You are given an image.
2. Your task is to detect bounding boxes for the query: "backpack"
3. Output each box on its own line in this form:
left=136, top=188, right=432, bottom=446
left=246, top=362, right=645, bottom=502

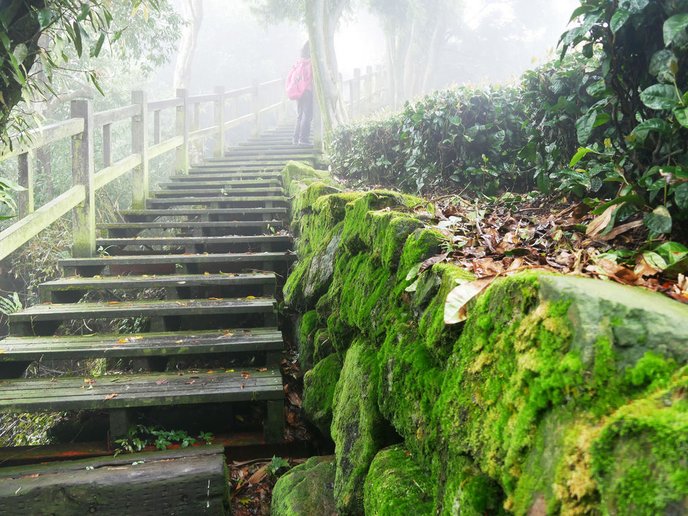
left=286, top=59, right=311, bottom=100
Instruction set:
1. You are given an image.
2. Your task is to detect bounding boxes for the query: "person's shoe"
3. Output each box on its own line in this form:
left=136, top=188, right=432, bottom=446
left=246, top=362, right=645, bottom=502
left=297, top=140, right=312, bottom=146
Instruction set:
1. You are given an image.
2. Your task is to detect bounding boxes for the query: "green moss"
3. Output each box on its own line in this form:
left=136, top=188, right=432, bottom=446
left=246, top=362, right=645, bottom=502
left=397, top=228, right=448, bottom=283
left=291, top=181, right=342, bottom=216
left=331, top=340, right=388, bottom=515
left=271, top=455, right=336, bottom=516
left=303, top=353, right=342, bottom=438
left=364, top=445, right=434, bottom=515
left=296, top=310, right=319, bottom=370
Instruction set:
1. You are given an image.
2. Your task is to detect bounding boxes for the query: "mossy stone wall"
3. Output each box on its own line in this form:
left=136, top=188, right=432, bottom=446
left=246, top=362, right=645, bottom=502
left=275, top=161, right=688, bottom=515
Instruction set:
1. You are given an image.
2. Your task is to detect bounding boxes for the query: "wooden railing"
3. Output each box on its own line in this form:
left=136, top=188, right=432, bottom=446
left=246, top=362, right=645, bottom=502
left=0, top=68, right=387, bottom=262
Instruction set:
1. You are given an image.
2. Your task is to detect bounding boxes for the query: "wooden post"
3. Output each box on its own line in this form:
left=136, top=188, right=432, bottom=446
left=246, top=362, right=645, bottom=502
left=71, top=99, right=95, bottom=258
left=153, top=110, right=161, bottom=144
left=17, top=151, right=34, bottom=218
left=213, top=86, right=225, bottom=158
left=354, top=68, right=362, bottom=118
left=365, top=65, right=373, bottom=113
left=131, top=90, right=149, bottom=210
left=252, top=80, right=261, bottom=136
left=102, top=123, right=112, bottom=167
left=175, top=88, right=189, bottom=174
left=375, top=64, right=384, bottom=108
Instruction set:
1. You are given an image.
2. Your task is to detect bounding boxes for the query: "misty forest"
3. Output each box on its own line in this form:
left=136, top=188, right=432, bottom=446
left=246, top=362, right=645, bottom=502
left=0, top=0, right=687, bottom=514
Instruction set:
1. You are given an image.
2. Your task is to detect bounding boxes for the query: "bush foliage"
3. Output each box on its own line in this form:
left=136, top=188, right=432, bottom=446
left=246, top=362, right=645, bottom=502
left=329, top=0, right=688, bottom=238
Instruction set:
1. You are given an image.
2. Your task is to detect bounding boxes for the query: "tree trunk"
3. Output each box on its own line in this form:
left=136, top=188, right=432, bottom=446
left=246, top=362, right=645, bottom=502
left=173, top=0, right=204, bottom=91
left=305, top=0, right=348, bottom=140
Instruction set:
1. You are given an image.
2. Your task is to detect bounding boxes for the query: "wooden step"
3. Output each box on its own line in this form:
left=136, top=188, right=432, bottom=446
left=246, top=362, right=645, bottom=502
left=40, top=272, right=277, bottom=301
left=150, top=187, right=284, bottom=198
left=0, top=369, right=283, bottom=412
left=97, top=221, right=285, bottom=231
left=0, top=446, right=230, bottom=515
left=158, top=179, right=282, bottom=189
left=190, top=163, right=285, bottom=170
left=97, top=235, right=292, bottom=254
left=0, top=328, right=283, bottom=361
left=9, top=297, right=275, bottom=331
left=59, top=252, right=295, bottom=276
left=119, top=207, right=287, bottom=221
left=146, top=196, right=288, bottom=207
left=178, top=173, right=282, bottom=182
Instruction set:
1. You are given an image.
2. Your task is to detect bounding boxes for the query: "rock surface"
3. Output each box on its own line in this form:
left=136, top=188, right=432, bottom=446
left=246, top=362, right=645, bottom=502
left=270, top=456, right=336, bottom=516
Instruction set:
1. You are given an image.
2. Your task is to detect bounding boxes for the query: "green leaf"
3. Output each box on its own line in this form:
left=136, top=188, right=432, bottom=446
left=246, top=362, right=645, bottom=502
left=643, top=205, right=673, bottom=234
left=643, top=251, right=669, bottom=271
left=649, top=49, right=678, bottom=83
left=611, top=9, right=631, bottom=33
left=569, top=147, right=594, bottom=168
left=37, top=8, right=53, bottom=29
left=664, top=13, right=688, bottom=46
left=632, top=118, right=672, bottom=143
left=72, top=21, right=83, bottom=57
left=91, top=33, right=106, bottom=58
left=640, top=84, right=679, bottom=110
left=674, top=183, right=688, bottom=210
left=674, top=107, right=688, bottom=128
left=576, top=110, right=598, bottom=145
left=653, top=241, right=688, bottom=264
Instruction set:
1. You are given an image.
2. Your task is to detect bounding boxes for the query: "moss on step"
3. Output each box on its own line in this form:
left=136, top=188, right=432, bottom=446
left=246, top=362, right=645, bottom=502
left=331, top=340, right=388, bottom=515
left=270, top=455, right=336, bottom=516
left=364, top=445, right=433, bottom=515
left=303, top=353, right=342, bottom=438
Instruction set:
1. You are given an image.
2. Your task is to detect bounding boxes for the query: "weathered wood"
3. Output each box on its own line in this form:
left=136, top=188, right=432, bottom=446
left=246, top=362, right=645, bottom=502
left=265, top=400, right=285, bottom=443
left=147, top=196, right=288, bottom=207
left=176, top=88, right=189, bottom=174
left=9, top=297, right=275, bottom=324
left=97, top=236, right=291, bottom=247
left=119, top=207, right=287, bottom=219
left=131, top=90, right=149, bottom=209
left=92, top=104, right=140, bottom=126
left=0, top=446, right=230, bottom=515
left=148, top=135, right=184, bottom=160
left=0, top=118, right=84, bottom=161
left=97, top=221, right=285, bottom=230
left=153, top=109, right=161, bottom=144
left=93, top=154, right=142, bottom=191
left=158, top=179, right=282, bottom=188
left=71, top=99, right=96, bottom=258
left=0, top=369, right=283, bottom=412
left=151, top=187, right=284, bottom=197
left=0, top=328, right=283, bottom=361
left=148, top=96, right=183, bottom=111
left=214, top=86, right=225, bottom=158
left=16, top=151, right=34, bottom=217
left=108, top=408, right=131, bottom=438
left=102, top=122, right=112, bottom=166
left=0, top=186, right=85, bottom=261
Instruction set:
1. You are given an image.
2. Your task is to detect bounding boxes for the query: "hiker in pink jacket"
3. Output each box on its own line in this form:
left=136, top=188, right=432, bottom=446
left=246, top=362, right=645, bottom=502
left=286, top=42, right=314, bottom=145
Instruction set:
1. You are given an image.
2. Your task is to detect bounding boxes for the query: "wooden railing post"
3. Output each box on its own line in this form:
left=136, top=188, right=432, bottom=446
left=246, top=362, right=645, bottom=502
left=252, top=80, right=261, bottom=136
left=175, top=88, right=189, bottom=174
left=17, top=151, right=34, bottom=218
left=70, top=99, right=95, bottom=258
left=102, top=124, right=112, bottom=167
left=131, top=90, right=149, bottom=209
left=375, top=64, right=384, bottom=108
left=213, top=86, right=225, bottom=158
left=365, top=65, right=374, bottom=113
left=350, top=68, right=361, bottom=119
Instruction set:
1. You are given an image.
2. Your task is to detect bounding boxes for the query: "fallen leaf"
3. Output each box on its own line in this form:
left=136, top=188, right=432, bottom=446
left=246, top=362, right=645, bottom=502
left=247, top=465, right=268, bottom=485
left=419, top=253, right=449, bottom=274
left=287, top=391, right=302, bottom=407
left=586, top=205, right=619, bottom=237
left=156, top=379, right=168, bottom=386
left=596, top=219, right=643, bottom=241
left=104, top=393, right=118, bottom=400
left=444, top=278, right=495, bottom=324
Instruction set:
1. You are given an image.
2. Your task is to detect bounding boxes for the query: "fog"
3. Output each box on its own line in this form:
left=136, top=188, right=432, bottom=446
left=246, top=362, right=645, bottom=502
left=153, top=0, right=581, bottom=99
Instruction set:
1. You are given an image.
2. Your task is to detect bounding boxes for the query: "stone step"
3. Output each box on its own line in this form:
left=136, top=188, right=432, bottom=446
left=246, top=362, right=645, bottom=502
left=210, top=154, right=317, bottom=162
left=119, top=207, right=287, bottom=221
left=97, top=221, right=285, bottom=232
left=40, top=272, right=276, bottom=302
left=0, top=368, right=284, bottom=413
left=146, top=196, right=288, bottom=207
left=179, top=172, right=282, bottom=181
left=0, top=327, right=283, bottom=362
left=151, top=187, right=284, bottom=198
left=58, top=251, right=295, bottom=276
left=191, top=162, right=285, bottom=170
left=96, top=235, right=292, bottom=254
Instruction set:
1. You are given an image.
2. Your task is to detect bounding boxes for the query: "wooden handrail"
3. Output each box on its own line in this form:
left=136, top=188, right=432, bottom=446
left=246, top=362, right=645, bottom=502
left=0, top=66, right=387, bottom=261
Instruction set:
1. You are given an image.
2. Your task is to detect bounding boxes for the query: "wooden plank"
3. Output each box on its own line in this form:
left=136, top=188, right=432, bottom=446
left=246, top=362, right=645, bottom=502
left=58, top=252, right=293, bottom=268
left=148, top=135, right=184, bottom=160
left=0, top=328, right=283, bottom=361
left=0, top=119, right=84, bottom=162
left=9, top=297, right=275, bottom=322
left=147, top=196, right=288, bottom=206
left=147, top=97, right=183, bottom=111
left=119, top=207, right=287, bottom=217
left=151, top=187, right=284, bottom=197
left=0, top=446, right=230, bottom=515
left=97, top=236, right=291, bottom=246
left=96, top=221, right=284, bottom=229
left=158, top=179, right=282, bottom=188
left=93, top=154, right=142, bottom=190
left=0, top=186, right=85, bottom=261
left=0, top=369, right=283, bottom=411
left=41, top=272, right=276, bottom=292
left=189, top=123, right=220, bottom=142
left=92, top=104, right=140, bottom=126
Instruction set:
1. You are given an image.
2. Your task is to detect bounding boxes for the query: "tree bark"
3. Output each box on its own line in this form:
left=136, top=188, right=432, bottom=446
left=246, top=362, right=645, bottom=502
left=173, top=0, right=204, bottom=91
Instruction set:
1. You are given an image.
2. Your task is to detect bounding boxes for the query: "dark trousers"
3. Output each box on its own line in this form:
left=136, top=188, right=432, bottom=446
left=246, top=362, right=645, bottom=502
left=294, top=90, right=313, bottom=144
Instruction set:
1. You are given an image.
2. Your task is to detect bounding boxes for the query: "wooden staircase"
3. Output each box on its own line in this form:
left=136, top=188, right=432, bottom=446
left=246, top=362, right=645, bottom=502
left=0, top=126, right=316, bottom=446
